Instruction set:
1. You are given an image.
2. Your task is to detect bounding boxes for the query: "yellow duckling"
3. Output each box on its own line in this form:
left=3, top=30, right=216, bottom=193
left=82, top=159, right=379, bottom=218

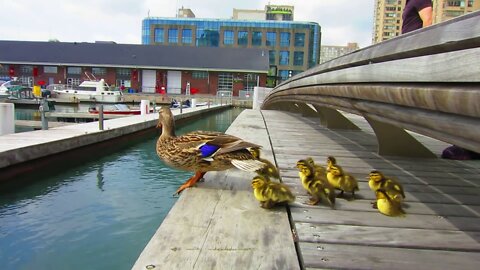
left=326, top=163, right=359, bottom=199
left=249, top=148, right=280, bottom=180
left=326, top=156, right=337, bottom=173
left=305, top=157, right=327, bottom=178
left=368, top=170, right=405, bottom=204
left=375, top=189, right=406, bottom=217
left=251, top=175, right=295, bottom=209
left=296, top=159, right=335, bottom=208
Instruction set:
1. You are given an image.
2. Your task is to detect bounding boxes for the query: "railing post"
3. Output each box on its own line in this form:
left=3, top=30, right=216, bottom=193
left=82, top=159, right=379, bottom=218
left=39, top=100, right=48, bottom=130
left=99, top=105, right=104, bottom=131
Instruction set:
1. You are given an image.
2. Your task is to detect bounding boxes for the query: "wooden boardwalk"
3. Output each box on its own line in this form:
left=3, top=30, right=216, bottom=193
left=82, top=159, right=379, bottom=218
left=133, top=109, right=480, bottom=269
left=263, top=110, right=480, bottom=270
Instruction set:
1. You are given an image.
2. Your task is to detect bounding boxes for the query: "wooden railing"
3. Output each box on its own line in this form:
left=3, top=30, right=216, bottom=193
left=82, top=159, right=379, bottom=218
left=262, top=11, right=480, bottom=157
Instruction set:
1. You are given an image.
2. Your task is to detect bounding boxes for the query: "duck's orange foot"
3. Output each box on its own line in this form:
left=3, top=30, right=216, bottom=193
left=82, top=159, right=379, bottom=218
left=174, top=171, right=206, bottom=195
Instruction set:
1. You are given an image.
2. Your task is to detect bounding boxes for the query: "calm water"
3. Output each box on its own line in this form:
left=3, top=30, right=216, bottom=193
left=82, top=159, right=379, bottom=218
left=0, top=107, right=244, bottom=270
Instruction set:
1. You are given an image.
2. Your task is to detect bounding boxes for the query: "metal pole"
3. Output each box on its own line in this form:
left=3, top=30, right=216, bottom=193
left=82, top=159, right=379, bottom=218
left=99, top=104, right=104, bottom=130
left=39, top=100, right=48, bottom=130
left=179, top=99, right=183, bottom=114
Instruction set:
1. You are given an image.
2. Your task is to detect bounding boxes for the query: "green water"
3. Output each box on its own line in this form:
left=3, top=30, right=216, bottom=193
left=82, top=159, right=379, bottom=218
left=0, top=108, right=244, bottom=270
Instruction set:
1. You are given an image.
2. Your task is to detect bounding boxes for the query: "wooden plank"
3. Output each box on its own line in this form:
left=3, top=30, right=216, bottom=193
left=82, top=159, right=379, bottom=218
left=295, top=223, right=480, bottom=251
left=300, top=242, right=480, bottom=270
left=290, top=207, right=480, bottom=231
left=291, top=195, right=480, bottom=217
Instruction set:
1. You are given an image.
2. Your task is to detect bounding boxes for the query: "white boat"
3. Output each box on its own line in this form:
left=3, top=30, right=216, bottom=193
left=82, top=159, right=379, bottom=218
left=52, top=79, right=123, bottom=103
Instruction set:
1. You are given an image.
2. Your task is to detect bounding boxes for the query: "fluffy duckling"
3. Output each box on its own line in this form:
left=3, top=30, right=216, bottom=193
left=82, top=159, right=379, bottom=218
left=251, top=175, right=295, bottom=209
left=326, top=163, right=359, bottom=199
left=296, top=159, right=335, bottom=208
left=375, top=189, right=406, bottom=217
left=305, top=157, right=327, bottom=178
left=368, top=170, right=405, bottom=205
left=326, top=156, right=337, bottom=173
left=249, top=148, right=280, bottom=180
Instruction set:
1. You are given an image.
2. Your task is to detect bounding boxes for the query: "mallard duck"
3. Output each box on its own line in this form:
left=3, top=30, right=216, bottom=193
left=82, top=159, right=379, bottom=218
left=375, top=189, right=406, bottom=217
left=156, top=106, right=267, bottom=194
left=326, top=163, right=359, bottom=198
left=251, top=175, right=295, bottom=209
left=296, top=159, right=335, bottom=208
left=249, top=148, right=280, bottom=180
left=368, top=170, right=405, bottom=208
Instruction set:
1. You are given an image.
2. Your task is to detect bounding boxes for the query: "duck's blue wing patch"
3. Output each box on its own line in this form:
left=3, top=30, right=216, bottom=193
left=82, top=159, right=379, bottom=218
left=199, top=143, right=220, bottom=158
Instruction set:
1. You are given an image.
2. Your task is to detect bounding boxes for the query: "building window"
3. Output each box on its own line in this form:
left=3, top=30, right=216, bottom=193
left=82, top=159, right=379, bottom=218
left=196, top=29, right=219, bottom=47
left=252, top=31, right=262, bottom=46
left=154, top=28, right=164, bottom=43
left=280, top=32, right=290, bottom=47
left=293, top=52, right=304, bottom=66
left=67, top=67, right=81, bottom=75
left=279, top=51, right=289, bottom=65
left=223, top=30, right=234, bottom=45
left=266, top=32, right=276, bottom=46
left=116, top=68, right=131, bottom=77
left=244, top=74, right=258, bottom=92
left=20, top=65, right=33, bottom=74
left=192, top=71, right=208, bottom=79
left=92, top=67, right=107, bottom=76
left=294, top=33, right=305, bottom=47
left=182, top=29, right=192, bottom=44
left=269, top=50, right=276, bottom=65
left=218, top=73, right=233, bottom=92
left=279, top=70, right=289, bottom=80
left=44, top=66, right=58, bottom=74
left=238, top=31, right=248, bottom=46
left=168, top=29, right=178, bottom=43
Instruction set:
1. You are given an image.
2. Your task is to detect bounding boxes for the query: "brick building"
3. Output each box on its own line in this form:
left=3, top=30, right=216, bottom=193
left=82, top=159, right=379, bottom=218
left=0, top=40, right=268, bottom=97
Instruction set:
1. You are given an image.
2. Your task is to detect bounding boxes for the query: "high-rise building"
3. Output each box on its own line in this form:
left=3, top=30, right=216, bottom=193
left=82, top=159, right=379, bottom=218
left=142, top=15, right=321, bottom=85
left=320, top=43, right=359, bottom=64
left=373, top=0, right=480, bottom=43
left=432, top=0, right=480, bottom=23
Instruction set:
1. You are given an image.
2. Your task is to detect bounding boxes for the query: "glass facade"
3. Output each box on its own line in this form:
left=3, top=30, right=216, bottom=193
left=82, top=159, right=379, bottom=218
left=252, top=31, right=262, bottom=46
left=280, top=32, right=290, bottom=47
left=141, top=17, right=321, bottom=75
left=269, top=50, right=276, bottom=65
left=238, top=31, right=248, bottom=46
left=279, top=51, right=289, bottom=65
left=224, top=30, right=234, bottom=45
left=154, top=28, right=164, bottom=43
left=293, top=51, right=304, bottom=66
left=294, top=33, right=305, bottom=47
left=168, top=29, right=178, bottom=43
left=266, top=32, right=276, bottom=47
left=182, top=29, right=192, bottom=44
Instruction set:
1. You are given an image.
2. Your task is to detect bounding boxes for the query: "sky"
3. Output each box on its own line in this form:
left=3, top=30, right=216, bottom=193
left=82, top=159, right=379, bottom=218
left=0, top=0, right=375, bottom=48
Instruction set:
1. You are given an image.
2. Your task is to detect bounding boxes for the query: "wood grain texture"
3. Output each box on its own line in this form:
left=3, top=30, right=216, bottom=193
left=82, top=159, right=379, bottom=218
left=262, top=110, right=480, bottom=269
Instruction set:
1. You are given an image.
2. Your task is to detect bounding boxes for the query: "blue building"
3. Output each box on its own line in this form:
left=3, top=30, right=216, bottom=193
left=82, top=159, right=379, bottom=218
left=142, top=17, right=321, bottom=85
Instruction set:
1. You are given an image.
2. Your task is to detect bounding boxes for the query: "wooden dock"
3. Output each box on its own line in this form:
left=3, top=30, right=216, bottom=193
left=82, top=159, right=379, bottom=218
left=134, top=109, right=480, bottom=269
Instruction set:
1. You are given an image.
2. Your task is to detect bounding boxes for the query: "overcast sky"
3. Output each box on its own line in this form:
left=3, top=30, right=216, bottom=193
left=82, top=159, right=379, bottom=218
left=0, top=0, right=374, bottom=48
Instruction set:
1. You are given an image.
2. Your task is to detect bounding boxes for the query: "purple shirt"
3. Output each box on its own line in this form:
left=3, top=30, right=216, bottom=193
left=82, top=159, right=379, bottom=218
left=401, top=0, right=432, bottom=34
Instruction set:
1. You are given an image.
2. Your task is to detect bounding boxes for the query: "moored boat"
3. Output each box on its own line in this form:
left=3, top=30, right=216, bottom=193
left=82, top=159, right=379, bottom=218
left=53, top=79, right=123, bottom=103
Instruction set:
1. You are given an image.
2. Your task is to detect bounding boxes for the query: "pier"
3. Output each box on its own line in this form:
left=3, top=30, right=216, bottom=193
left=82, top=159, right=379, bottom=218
left=132, top=109, right=480, bottom=270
